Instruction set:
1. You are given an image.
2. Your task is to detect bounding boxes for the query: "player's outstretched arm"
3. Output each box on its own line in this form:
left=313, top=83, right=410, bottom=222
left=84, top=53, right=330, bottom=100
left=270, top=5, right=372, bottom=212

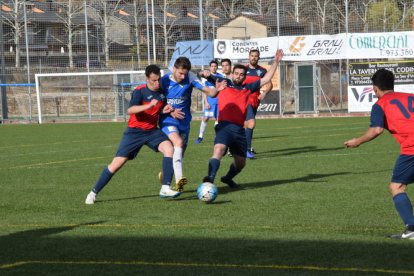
left=344, top=127, right=384, bottom=148
left=260, top=49, right=284, bottom=87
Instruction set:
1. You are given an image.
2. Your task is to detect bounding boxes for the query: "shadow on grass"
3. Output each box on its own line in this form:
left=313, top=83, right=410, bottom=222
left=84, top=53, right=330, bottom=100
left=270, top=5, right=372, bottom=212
left=217, top=172, right=350, bottom=195
left=250, top=134, right=289, bottom=140
left=257, top=146, right=346, bottom=158
left=98, top=194, right=159, bottom=203
left=1, top=222, right=413, bottom=275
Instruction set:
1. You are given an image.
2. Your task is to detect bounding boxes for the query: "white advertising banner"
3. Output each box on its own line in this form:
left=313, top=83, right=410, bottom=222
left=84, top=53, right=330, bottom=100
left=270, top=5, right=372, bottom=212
left=347, top=31, right=414, bottom=59
left=348, top=85, right=414, bottom=112
left=214, top=34, right=347, bottom=61
left=278, top=34, right=347, bottom=61
left=214, top=37, right=278, bottom=60
left=348, top=61, right=414, bottom=112
left=214, top=31, right=414, bottom=61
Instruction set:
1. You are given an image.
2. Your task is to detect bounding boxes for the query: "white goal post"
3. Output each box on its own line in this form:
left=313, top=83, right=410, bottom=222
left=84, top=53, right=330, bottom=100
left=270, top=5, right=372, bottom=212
left=35, top=70, right=151, bottom=124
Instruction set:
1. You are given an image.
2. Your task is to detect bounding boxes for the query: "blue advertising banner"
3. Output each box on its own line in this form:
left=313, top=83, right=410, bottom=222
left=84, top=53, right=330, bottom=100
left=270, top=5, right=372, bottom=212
left=168, top=40, right=213, bottom=69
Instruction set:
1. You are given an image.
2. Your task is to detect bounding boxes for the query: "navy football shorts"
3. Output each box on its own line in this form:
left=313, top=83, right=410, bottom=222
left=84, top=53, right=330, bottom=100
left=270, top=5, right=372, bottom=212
left=245, top=104, right=257, bottom=121
left=214, top=121, right=247, bottom=158
left=115, top=127, right=169, bottom=160
left=391, top=154, right=414, bottom=184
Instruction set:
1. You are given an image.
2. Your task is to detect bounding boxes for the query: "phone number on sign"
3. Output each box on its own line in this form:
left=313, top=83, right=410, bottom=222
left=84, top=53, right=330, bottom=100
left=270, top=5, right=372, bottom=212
left=380, top=49, right=414, bottom=57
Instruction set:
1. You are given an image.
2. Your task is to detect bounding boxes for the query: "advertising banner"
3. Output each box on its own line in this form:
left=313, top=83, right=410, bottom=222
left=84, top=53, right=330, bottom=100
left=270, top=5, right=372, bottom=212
left=214, top=31, right=414, bottom=61
left=347, top=32, right=414, bottom=59
left=348, top=61, right=414, bottom=112
left=257, top=91, right=280, bottom=116
left=214, top=34, right=347, bottom=61
left=278, top=34, right=346, bottom=61
left=168, top=40, right=213, bottom=69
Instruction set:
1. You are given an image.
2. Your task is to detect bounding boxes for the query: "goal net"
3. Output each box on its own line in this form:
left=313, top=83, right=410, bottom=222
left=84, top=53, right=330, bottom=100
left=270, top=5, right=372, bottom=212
left=34, top=71, right=148, bottom=124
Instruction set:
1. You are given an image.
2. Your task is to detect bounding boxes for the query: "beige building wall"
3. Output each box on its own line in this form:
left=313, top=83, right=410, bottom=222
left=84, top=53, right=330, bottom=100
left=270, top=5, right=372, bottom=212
left=217, top=16, right=267, bottom=40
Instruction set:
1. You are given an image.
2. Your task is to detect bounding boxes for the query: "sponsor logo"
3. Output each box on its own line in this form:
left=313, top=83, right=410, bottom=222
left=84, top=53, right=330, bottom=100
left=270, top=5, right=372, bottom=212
left=307, top=39, right=344, bottom=56
left=289, top=36, right=306, bottom=53
left=349, top=34, right=408, bottom=49
left=351, top=87, right=376, bottom=102
left=217, top=41, right=226, bottom=54
left=258, top=103, right=278, bottom=112
left=167, top=98, right=186, bottom=105
left=175, top=43, right=209, bottom=55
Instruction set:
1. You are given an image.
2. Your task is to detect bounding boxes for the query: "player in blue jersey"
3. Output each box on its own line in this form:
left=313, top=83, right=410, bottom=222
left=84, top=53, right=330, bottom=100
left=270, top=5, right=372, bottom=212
left=245, top=49, right=273, bottom=159
left=159, top=56, right=217, bottom=192
left=344, top=69, right=414, bottom=239
left=195, top=60, right=224, bottom=144
left=85, top=65, right=182, bottom=204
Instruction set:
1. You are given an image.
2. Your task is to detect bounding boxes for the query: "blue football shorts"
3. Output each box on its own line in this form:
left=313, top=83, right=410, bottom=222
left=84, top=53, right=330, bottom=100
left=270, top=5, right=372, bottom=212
left=115, top=127, right=169, bottom=160
left=160, top=123, right=190, bottom=146
left=391, top=154, right=414, bottom=184
left=203, top=104, right=218, bottom=119
left=214, top=121, right=247, bottom=158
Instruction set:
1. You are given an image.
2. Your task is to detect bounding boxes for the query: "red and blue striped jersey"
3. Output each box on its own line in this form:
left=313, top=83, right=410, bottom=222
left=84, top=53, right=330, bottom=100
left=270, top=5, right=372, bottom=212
left=246, top=65, right=267, bottom=108
left=127, top=84, right=166, bottom=130
left=216, top=79, right=261, bottom=126
left=371, top=92, right=414, bottom=154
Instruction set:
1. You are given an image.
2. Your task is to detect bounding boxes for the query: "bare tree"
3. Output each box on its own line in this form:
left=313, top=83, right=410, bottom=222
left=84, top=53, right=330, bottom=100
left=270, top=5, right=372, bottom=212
left=160, top=0, right=179, bottom=66
left=1, top=0, right=24, bottom=68
left=250, top=0, right=277, bottom=16
left=132, top=0, right=145, bottom=66
left=53, top=1, right=84, bottom=68
left=350, top=0, right=376, bottom=32
left=93, top=0, right=124, bottom=67
left=311, top=0, right=335, bottom=34
left=218, top=0, right=245, bottom=18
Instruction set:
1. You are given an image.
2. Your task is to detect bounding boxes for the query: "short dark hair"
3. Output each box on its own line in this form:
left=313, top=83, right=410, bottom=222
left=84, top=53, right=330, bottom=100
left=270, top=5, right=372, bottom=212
left=371, top=69, right=394, bottom=91
left=232, top=64, right=247, bottom=73
left=209, top=60, right=218, bottom=66
left=174, top=56, right=192, bottom=70
left=249, top=49, right=260, bottom=55
left=145, top=64, right=161, bottom=78
left=221, top=58, right=232, bottom=66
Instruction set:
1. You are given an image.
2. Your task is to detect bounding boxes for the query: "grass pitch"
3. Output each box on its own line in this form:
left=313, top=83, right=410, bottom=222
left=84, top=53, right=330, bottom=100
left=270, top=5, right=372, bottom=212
left=1, top=117, right=413, bottom=275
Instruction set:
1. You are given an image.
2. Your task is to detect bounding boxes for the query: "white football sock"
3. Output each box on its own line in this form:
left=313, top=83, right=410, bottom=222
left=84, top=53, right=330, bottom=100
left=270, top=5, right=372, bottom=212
left=199, top=121, right=207, bottom=138
left=173, top=147, right=183, bottom=183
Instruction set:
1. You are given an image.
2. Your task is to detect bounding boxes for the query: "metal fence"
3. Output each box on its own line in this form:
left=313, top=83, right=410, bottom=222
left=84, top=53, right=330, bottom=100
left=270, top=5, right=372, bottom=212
left=1, top=0, right=414, bottom=122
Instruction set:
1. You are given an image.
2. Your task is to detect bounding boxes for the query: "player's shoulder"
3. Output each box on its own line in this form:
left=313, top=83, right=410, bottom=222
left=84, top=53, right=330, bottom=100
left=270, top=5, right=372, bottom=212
left=132, top=84, right=146, bottom=93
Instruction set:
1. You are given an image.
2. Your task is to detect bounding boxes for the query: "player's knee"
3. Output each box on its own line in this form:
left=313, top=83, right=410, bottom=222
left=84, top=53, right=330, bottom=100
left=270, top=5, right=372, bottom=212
left=159, top=141, right=174, bottom=156
left=389, top=182, right=406, bottom=197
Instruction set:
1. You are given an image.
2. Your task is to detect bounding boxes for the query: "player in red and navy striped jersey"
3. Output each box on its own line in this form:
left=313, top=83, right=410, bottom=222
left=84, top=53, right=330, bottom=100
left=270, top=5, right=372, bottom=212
left=201, top=49, right=284, bottom=188
left=245, top=49, right=273, bottom=159
left=85, top=65, right=183, bottom=204
left=344, top=69, right=414, bottom=239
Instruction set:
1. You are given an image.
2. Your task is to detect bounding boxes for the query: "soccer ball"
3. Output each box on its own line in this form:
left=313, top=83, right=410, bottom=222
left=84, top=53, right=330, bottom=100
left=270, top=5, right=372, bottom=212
left=196, top=182, right=218, bottom=203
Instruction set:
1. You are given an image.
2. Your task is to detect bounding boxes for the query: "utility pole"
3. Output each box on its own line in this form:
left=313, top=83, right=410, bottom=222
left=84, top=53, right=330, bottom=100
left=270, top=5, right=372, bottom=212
left=0, top=9, right=8, bottom=122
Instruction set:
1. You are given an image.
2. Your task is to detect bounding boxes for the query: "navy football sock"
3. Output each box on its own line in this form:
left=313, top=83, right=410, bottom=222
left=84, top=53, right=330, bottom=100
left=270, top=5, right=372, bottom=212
left=245, top=128, right=253, bottom=150
left=224, top=163, right=241, bottom=180
left=92, top=167, right=114, bottom=194
left=393, top=193, right=414, bottom=226
left=162, top=157, right=173, bottom=185
left=208, top=158, right=220, bottom=183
